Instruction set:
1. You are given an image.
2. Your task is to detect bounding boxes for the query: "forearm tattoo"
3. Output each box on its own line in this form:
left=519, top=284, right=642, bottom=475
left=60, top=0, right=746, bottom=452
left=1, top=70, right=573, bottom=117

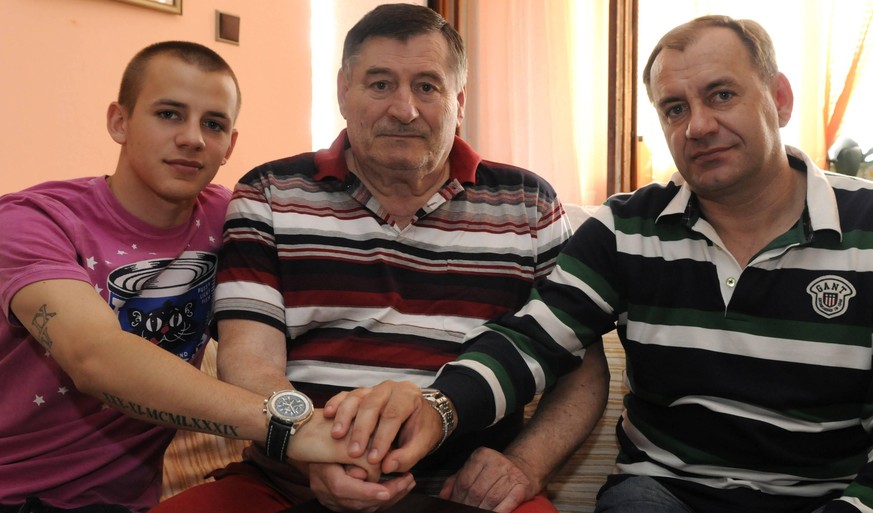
left=103, top=392, right=241, bottom=437
left=31, top=304, right=56, bottom=350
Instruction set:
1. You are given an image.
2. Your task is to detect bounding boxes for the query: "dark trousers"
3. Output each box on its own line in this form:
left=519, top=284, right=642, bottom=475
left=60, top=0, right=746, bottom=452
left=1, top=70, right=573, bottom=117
left=0, top=498, right=131, bottom=513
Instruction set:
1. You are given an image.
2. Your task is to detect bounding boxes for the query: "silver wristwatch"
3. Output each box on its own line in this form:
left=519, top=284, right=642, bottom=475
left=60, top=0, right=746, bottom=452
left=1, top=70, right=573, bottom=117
left=421, top=388, right=456, bottom=453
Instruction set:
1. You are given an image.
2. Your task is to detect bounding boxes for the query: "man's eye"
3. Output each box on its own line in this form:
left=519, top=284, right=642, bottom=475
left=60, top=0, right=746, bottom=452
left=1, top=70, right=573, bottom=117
left=203, top=120, right=225, bottom=132
left=158, top=110, right=180, bottom=120
left=372, top=81, right=388, bottom=90
left=420, top=83, right=434, bottom=93
left=714, top=91, right=734, bottom=102
left=665, top=105, right=686, bottom=118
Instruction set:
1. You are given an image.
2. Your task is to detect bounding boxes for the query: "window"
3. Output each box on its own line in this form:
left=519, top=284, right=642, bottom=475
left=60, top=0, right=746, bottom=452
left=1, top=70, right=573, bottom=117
left=636, top=0, right=873, bottom=184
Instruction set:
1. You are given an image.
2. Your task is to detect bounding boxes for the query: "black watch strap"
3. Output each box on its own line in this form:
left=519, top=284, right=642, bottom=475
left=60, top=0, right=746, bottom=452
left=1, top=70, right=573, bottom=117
left=265, top=419, right=293, bottom=461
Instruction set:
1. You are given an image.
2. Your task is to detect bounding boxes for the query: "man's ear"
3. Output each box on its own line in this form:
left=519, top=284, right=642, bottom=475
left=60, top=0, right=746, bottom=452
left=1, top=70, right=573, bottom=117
left=223, top=129, right=239, bottom=163
left=456, top=85, right=466, bottom=128
left=336, top=68, right=349, bottom=120
left=772, top=72, right=794, bottom=128
left=107, top=102, right=129, bottom=145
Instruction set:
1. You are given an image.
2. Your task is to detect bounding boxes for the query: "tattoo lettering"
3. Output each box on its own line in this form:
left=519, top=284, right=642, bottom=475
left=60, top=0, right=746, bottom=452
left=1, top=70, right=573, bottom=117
left=102, top=392, right=241, bottom=437
left=31, top=304, right=57, bottom=350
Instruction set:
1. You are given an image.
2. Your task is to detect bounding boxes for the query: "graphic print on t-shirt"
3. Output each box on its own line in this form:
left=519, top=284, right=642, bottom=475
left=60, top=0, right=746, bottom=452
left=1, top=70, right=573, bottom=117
left=106, top=251, right=217, bottom=361
left=128, top=300, right=196, bottom=348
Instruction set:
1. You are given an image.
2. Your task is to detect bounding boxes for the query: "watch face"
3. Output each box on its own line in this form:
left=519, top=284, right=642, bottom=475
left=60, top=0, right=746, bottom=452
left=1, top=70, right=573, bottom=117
left=270, top=391, right=311, bottom=422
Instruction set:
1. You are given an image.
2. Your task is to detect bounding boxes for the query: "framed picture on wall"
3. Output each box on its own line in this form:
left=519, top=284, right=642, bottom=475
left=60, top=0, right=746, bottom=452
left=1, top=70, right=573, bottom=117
left=113, top=0, right=182, bottom=15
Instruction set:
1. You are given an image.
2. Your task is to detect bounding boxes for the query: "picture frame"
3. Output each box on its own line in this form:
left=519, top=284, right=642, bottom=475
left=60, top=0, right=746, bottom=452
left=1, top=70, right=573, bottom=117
left=215, top=11, right=241, bottom=45
left=113, top=0, right=182, bottom=15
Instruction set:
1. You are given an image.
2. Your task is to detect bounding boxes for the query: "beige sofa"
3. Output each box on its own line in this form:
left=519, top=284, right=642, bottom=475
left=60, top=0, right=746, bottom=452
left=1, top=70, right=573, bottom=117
left=160, top=204, right=626, bottom=512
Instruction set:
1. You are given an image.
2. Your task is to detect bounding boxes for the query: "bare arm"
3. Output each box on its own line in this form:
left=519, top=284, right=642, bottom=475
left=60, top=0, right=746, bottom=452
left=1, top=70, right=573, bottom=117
left=217, top=319, right=414, bottom=504
left=504, top=341, right=609, bottom=491
left=214, top=318, right=292, bottom=396
left=13, top=279, right=266, bottom=439
left=11, top=279, right=369, bottom=466
left=217, top=317, right=414, bottom=508
left=442, top=342, right=610, bottom=512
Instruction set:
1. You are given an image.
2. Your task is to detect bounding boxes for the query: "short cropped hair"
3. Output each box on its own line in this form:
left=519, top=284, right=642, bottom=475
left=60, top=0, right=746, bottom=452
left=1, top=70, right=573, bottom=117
left=341, top=3, right=467, bottom=89
left=118, top=41, right=241, bottom=116
left=642, top=15, right=778, bottom=102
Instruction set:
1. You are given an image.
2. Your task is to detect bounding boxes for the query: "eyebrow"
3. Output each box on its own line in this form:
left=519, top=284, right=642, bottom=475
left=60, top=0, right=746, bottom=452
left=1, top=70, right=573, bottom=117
left=703, top=78, right=737, bottom=93
left=363, top=66, right=392, bottom=77
left=363, top=66, right=446, bottom=84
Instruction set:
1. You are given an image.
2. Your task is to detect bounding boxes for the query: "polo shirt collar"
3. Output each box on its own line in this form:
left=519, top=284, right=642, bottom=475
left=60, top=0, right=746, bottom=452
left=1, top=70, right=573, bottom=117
left=656, top=145, right=842, bottom=239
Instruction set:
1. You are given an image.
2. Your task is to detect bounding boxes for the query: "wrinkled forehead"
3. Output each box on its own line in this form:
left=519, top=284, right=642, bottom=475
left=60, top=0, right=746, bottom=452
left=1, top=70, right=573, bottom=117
left=649, top=29, right=750, bottom=96
left=345, top=33, right=464, bottom=89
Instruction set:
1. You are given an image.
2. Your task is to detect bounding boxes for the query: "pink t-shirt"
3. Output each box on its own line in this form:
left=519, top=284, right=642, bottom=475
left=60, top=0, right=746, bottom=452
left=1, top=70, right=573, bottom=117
left=0, top=177, right=230, bottom=512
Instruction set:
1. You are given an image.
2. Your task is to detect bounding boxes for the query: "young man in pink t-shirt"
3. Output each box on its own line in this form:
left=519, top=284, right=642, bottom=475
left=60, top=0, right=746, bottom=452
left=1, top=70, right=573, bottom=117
left=0, top=42, right=370, bottom=513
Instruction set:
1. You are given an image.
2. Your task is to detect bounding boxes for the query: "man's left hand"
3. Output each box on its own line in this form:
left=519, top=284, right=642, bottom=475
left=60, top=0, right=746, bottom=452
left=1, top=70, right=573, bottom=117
left=308, top=462, right=415, bottom=513
left=439, top=447, right=536, bottom=513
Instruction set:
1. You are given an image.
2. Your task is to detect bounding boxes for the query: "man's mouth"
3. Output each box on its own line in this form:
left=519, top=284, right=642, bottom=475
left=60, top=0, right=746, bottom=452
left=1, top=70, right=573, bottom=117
left=691, top=146, right=731, bottom=162
left=380, top=132, right=422, bottom=138
left=165, top=159, right=204, bottom=171
left=377, top=126, right=425, bottom=138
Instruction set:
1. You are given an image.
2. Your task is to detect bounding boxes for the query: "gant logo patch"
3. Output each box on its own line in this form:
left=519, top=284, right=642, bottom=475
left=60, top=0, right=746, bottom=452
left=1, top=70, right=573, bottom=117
left=806, top=275, right=856, bottom=319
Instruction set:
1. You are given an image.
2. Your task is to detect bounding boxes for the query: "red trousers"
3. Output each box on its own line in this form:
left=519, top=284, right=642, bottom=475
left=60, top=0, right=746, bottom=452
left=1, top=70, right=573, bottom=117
left=149, top=471, right=558, bottom=513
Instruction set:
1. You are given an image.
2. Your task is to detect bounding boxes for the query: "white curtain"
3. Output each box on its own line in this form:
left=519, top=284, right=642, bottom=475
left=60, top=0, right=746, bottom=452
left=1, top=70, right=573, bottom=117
left=459, top=0, right=610, bottom=205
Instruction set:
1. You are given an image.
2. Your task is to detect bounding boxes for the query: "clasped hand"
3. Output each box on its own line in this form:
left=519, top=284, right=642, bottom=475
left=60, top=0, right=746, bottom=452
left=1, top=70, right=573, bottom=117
left=316, top=381, right=537, bottom=513
left=324, top=380, right=442, bottom=474
left=303, top=381, right=442, bottom=512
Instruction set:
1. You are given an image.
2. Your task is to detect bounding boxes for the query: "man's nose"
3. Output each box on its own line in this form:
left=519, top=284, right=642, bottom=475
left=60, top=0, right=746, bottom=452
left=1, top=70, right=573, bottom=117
left=177, top=121, right=205, bottom=149
left=685, top=106, right=718, bottom=139
left=387, top=88, right=419, bottom=124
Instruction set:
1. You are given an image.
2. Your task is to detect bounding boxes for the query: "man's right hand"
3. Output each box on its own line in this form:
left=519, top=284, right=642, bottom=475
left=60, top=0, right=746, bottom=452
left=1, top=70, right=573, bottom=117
left=323, top=381, right=444, bottom=473
left=308, top=462, right=415, bottom=513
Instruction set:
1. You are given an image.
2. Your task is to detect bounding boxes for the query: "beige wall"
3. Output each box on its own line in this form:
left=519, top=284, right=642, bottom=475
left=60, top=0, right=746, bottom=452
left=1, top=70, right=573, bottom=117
left=0, top=0, right=312, bottom=194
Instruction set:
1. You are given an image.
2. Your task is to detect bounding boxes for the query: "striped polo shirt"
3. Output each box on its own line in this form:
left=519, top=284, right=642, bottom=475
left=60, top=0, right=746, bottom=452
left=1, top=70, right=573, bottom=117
left=214, top=130, right=571, bottom=485
left=435, top=146, right=873, bottom=512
